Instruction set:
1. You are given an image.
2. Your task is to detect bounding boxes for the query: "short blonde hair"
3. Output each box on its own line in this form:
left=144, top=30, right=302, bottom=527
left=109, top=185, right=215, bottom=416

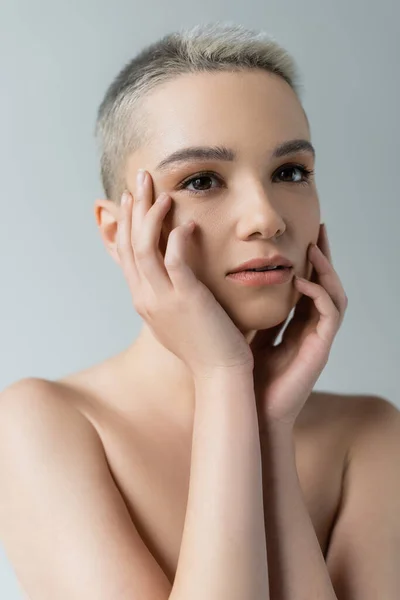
left=94, top=21, right=305, bottom=205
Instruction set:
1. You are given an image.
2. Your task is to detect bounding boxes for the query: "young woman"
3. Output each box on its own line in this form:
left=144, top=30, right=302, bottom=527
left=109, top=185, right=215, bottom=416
left=1, top=21, right=399, bottom=600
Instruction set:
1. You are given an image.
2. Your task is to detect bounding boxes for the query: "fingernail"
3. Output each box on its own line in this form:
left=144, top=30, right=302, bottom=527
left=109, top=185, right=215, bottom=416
left=121, top=191, right=129, bottom=205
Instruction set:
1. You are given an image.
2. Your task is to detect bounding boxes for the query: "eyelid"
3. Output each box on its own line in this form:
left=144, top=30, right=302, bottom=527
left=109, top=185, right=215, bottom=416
left=177, top=162, right=314, bottom=188
left=176, top=170, right=223, bottom=189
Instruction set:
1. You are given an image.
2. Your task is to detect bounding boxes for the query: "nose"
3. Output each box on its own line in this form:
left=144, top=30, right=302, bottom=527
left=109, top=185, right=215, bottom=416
left=235, top=186, right=286, bottom=239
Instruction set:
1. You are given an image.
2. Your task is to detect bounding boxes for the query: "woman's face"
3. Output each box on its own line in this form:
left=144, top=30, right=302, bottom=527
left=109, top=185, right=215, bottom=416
left=124, top=69, right=321, bottom=337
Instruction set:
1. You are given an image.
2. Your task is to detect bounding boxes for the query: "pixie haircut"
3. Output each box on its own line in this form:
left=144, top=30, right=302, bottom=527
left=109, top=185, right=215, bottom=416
left=94, top=21, right=306, bottom=206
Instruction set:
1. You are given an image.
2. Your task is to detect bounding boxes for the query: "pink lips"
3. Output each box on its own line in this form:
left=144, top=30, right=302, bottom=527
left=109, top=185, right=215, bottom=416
left=228, top=255, right=293, bottom=274
left=227, top=267, right=294, bottom=286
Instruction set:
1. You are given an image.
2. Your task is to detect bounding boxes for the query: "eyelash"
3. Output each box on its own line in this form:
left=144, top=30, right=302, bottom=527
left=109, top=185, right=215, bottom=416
left=177, top=163, right=315, bottom=195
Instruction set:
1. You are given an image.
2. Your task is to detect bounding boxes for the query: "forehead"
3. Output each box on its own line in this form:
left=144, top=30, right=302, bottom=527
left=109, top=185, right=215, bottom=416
left=139, top=70, right=309, bottom=155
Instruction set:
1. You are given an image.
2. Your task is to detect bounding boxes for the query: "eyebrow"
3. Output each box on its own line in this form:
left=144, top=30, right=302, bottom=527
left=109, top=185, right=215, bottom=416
left=155, top=139, right=315, bottom=172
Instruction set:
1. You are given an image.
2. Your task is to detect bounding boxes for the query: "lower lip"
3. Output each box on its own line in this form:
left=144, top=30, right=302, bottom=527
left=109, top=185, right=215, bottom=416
left=226, top=267, right=293, bottom=286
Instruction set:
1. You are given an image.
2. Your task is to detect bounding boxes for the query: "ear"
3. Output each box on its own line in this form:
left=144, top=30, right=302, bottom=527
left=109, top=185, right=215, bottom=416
left=93, top=199, right=123, bottom=266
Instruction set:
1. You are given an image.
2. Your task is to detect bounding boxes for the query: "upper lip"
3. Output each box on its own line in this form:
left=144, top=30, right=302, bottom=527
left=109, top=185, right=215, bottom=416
left=227, top=255, right=293, bottom=274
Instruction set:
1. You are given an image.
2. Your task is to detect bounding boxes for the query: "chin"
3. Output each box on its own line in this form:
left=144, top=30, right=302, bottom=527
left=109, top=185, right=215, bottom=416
left=215, top=284, right=300, bottom=332
left=235, top=311, right=293, bottom=335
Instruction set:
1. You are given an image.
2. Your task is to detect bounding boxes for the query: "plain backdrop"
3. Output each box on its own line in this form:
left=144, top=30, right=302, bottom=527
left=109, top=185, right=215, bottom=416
left=1, top=0, right=399, bottom=597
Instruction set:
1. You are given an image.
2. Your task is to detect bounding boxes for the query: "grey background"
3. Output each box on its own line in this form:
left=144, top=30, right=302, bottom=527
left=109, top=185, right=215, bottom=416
left=1, top=0, right=399, bottom=597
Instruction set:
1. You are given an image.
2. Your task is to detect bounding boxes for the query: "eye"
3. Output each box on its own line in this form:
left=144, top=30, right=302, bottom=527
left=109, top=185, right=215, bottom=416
left=177, top=172, right=223, bottom=195
left=273, top=163, right=315, bottom=187
left=176, top=163, right=315, bottom=196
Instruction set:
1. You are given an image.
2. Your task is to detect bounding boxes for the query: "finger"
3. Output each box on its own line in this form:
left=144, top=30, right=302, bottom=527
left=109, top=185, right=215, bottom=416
left=131, top=171, right=174, bottom=295
left=295, top=224, right=332, bottom=317
left=164, top=220, right=200, bottom=292
left=282, top=225, right=346, bottom=349
left=316, top=223, right=332, bottom=266
left=308, top=244, right=348, bottom=315
left=293, top=277, right=342, bottom=345
left=117, top=192, right=141, bottom=293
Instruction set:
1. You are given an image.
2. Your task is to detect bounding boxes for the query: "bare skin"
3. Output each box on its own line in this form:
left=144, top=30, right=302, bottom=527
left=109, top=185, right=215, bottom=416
left=61, top=69, right=347, bottom=583
left=54, top=348, right=354, bottom=586
left=2, top=70, right=399, bottom=599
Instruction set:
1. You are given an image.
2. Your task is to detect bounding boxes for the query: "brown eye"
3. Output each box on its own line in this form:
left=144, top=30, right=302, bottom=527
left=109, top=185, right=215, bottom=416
left=274, top=164, right=315, bottom=186
left=178, top=172, right=223, bottom=195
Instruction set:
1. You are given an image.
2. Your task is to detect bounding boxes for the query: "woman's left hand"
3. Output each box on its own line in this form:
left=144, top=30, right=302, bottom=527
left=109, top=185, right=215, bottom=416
left=250, top=223, right=348, bottom=430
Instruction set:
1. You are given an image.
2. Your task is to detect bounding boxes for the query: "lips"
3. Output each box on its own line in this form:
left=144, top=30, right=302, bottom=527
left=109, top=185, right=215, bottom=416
left=244, top=266, right=285, bottom=271
left=228, top=255, right=293, bottom=274
left=227, top=266, right=294, bottom=286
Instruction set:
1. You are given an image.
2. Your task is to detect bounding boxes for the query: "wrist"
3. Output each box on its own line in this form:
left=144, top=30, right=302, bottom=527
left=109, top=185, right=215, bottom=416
left=259, top=417, right=295, bottom=441
left=193, top=364, right=254, bottom=385
left=192, top=366, right=256, bottom=409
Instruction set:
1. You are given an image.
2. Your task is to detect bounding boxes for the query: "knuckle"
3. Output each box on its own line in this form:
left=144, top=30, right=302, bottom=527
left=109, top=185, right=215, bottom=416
left=134, top=243, right=151, bottom=259
left=340, top=295, right=348, bottom=310
left=133, top=300, right=145, bottom=316
left=117, top=236, right=129, bottom=251
left=136, top=297, right=155, bottom=319
left=117, top=229, right=130, bottom=251
left=116, top=240, right=127, bottom=257
left=165, top=257, right=182, bottom=269
left=144, top=298, right=159, bottom=318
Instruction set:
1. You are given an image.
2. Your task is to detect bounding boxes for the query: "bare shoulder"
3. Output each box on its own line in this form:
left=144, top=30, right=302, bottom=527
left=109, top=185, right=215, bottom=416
left=341, top=392, right=400, bottom=454
left=308, top=389, right=399, bottom=452
left=0, top=376, right=102, bottom=446
left=319, top=391, right=399, bottom=426
left=309, top=389, right=398, bottom=421
left=322, top=393, right=400, bottom=595
left=1, top=375, right=78, bottom=402
left=0, top=377, right=174, bottom=599
left=1, top=376, right=79, bottom=410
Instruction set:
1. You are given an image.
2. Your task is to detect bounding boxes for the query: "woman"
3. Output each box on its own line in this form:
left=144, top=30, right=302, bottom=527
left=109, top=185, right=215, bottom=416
left=1, top=21, right=399, bottom=600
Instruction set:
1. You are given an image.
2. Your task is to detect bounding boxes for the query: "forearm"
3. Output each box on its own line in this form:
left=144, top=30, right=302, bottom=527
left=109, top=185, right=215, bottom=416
left=260, top=423, right=337, bottom=600
left=170, top=370, right=270, bottom=600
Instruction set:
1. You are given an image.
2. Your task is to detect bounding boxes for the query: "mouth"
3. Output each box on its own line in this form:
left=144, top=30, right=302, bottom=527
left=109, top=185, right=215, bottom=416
left=226, top=267, right=294, bottom=286
left=241, top=266, right=287, bottom=272
left=227, top=266, right=290, bottom=275
left=227, top=256, right=294, bottom=274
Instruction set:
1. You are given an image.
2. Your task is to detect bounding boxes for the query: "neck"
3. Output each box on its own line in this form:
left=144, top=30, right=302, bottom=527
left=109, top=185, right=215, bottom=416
left=119, top=323, right=198, bottom=430
left=118, top=323, right=257, bottom=431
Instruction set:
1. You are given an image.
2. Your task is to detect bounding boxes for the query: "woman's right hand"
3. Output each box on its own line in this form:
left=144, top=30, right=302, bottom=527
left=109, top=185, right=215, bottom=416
left=116, top=169, right=254, bottom=380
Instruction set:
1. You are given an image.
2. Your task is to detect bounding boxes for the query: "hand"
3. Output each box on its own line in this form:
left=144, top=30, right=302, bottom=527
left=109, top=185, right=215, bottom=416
left=250, top=224, right=348, bottom=429
left=116, top=169, right=254, bottom=380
